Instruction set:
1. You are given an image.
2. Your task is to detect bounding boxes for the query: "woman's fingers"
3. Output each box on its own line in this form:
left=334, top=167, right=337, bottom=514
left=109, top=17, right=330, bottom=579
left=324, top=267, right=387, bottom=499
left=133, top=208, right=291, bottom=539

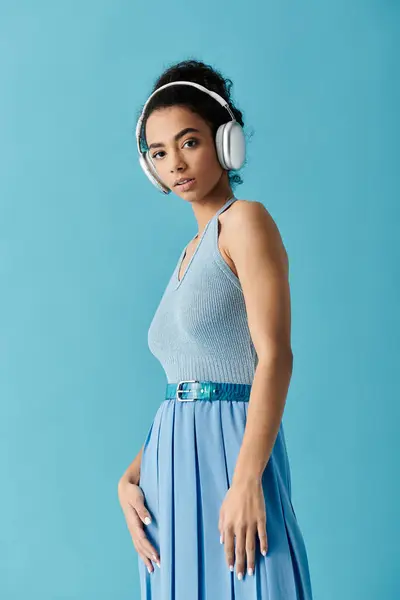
left=224, top=524, right=249, bottom=580
left=138, top=548, right=155, bottom=574
left=245, top=525, right=257, bottom=576
left=135, top=518, right=161, bottom=567
left=127, top=507, right=161, bottom=569
left=134, top=491, right=153, bottom=526
left=234, top=526, right=246, bottom=580
left=222, top=523, right=263, bottom=579
left=224, top=526, right=235, bottom=573
left=118, top=479, right=161, bottom=573
left=257, top=514, right=268, bottom=556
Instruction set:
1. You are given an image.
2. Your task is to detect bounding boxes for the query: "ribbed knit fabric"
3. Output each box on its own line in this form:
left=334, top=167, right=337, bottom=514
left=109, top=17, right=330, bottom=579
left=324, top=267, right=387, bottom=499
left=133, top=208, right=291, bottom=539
left=147, top=195, right=259, bottom=384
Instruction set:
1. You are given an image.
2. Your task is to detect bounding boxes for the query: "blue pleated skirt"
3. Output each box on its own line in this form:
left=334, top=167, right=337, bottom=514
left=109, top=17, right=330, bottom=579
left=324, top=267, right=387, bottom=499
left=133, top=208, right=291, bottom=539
left=137, top=398, right=313, bottom=599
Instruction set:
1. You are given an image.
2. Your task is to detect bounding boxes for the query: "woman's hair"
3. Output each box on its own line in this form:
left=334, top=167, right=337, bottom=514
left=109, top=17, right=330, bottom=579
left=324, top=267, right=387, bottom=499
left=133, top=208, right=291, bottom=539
left=136, top=58, right=252, bottom=190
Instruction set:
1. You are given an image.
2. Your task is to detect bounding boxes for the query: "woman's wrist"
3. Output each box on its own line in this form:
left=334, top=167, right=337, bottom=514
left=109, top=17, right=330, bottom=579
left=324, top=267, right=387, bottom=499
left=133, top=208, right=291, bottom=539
left=119, top=446, right=143, bottom=488
left=119, top=469, right=140, bottom=488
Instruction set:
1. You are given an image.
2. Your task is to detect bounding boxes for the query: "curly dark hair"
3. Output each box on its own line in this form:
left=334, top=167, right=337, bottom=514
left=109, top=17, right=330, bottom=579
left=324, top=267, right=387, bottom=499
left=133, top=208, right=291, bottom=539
left=136, top=58, right=253, bottom=190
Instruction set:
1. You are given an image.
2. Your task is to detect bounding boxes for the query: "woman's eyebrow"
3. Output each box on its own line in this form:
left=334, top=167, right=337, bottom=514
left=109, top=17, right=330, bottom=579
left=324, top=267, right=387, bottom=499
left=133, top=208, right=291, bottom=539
left=148, top=127, right=201, bottom=150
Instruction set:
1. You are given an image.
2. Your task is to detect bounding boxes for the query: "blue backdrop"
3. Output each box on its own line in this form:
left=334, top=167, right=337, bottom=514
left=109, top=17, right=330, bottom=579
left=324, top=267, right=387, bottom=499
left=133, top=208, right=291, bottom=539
left=1, top=1, right=398, bottom=598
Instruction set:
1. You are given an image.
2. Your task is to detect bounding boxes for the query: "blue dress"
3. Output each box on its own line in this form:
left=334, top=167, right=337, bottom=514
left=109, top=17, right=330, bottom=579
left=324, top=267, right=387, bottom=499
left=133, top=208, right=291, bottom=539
left=138, top=196, right=313, bottom=599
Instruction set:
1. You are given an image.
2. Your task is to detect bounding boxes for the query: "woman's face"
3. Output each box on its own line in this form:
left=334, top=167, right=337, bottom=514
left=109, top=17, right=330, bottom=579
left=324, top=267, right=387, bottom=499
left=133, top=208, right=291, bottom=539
left=144, top=105, right=228, bottom=199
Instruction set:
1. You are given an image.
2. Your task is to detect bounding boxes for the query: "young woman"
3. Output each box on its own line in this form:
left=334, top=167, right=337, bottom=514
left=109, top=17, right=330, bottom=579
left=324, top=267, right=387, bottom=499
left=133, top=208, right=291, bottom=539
left=117, top=58, right=313, bottom=599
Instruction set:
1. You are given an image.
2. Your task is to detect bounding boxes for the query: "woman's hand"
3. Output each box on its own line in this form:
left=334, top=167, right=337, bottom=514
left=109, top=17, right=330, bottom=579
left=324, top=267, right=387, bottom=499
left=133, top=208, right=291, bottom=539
left=218, top=477, right=268, bottom=579
left=117, top=477, right=160, bottom=573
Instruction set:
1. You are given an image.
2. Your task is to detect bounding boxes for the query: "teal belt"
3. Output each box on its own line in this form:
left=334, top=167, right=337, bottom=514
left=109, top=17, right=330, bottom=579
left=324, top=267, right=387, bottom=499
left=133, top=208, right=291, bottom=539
left=165, top=380, right=252, bottom=402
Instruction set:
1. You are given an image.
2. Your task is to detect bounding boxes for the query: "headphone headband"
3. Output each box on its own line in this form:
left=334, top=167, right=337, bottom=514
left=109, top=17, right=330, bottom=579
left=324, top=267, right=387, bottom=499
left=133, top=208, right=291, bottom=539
left=135, top=81, right=236, bottom=153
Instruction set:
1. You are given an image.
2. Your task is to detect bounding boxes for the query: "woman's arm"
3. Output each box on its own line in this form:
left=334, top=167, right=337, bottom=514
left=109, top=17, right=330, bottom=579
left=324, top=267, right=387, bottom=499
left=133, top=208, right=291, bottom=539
left=119, top=444, right=144, bottom=487
left=217, top=200, right=292, bottom=578
left=222, top=199, right=292, bottom=483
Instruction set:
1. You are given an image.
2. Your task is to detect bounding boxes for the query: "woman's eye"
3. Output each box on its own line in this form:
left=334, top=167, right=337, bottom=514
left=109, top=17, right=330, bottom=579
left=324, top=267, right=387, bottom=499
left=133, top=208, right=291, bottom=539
left=184, top=139, right=197, bottom=148
left=151, top=139, right=198, bottom=160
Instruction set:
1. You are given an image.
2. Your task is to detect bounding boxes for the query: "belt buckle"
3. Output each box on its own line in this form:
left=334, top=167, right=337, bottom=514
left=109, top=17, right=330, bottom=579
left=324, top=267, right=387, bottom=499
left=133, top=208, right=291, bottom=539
left=176, top=379, right=199, bottom=401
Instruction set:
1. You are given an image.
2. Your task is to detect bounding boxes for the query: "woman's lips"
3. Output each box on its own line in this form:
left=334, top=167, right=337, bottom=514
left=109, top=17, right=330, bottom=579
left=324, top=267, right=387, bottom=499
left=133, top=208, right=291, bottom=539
left=176, top=178, right=196, bottom=191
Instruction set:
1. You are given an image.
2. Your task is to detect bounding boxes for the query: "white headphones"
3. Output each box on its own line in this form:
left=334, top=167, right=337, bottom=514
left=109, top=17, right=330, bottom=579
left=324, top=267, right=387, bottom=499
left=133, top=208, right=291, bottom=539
left=135, top=81, right=246, bottom=195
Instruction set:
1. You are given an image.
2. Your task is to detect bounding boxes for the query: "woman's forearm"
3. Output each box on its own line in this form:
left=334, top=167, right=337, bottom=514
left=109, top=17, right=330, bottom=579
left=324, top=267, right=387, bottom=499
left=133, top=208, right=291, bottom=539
left=232, top=351, right=293, bottom=486
left=119, top=444, right=144, bottom=486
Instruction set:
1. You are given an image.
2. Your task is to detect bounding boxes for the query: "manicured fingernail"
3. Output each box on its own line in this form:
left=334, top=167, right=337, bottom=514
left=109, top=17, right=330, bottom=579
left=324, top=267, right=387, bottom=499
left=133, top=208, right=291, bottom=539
left=147, top=566, right=152, bottom=573
left=152, top=554, right=160, bottom=567
left=144, top=517, right=151, bottom=525
left=219, top=534, right=223, bottom=544
left=262, top=549, right=267, bottom=556
left=248, top=567, right=253, bottom=576
left=238, top=572, right=243, bottom=580
left=229, top=565, right=234, bottom=572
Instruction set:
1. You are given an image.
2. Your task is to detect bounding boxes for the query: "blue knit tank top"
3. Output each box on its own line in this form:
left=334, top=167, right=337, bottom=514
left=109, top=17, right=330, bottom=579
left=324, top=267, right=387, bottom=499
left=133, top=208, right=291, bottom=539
left=147, top=195, right=258, bottom=384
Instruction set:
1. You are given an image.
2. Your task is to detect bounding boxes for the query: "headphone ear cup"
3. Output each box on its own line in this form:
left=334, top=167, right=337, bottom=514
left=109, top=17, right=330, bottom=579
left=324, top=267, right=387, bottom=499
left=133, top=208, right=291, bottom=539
left=139, top=153, right=171, bottom=195
left=215, top=121, right=246, bottom=171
